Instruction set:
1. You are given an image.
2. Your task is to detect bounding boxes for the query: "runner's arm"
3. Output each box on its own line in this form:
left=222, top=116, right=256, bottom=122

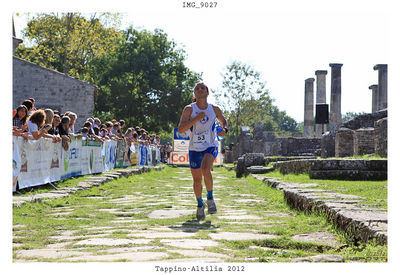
left=178, top=105, right=205, bottom=133
left=213, top=105, right=228, bottom=131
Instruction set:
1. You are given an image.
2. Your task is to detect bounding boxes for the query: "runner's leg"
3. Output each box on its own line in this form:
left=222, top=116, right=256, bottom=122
left=201, top=153, right=214, bottom=193
left=190, top=168, right=203, bottom=202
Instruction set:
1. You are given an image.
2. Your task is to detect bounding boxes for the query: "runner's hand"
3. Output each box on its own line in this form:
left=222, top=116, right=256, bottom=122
left=195, top=112, right=206, bottom=121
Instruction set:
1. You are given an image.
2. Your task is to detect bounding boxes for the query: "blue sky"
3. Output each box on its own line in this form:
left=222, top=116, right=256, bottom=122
left=11, top=1, right=392, bottom=122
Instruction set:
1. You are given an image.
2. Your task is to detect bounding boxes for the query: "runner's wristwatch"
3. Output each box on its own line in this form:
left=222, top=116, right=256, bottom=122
left=223, top=127, right=229, bottom=133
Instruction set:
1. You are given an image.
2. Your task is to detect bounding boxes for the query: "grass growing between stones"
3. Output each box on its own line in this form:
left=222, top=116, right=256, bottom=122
left=264, top=170, right=387, bottom=210
left=13, top=166, right=387, bottom=262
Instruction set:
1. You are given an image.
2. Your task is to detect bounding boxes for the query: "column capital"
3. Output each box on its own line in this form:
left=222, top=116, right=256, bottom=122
left=329, top=63, right=343, bottom=68
left=373, top=64, right=387, bottom=71
left=305, top=78, right=315, bottom=83
left=315, top=70, right=328, bottom=75
left=369, top=84, right=378, bottom=90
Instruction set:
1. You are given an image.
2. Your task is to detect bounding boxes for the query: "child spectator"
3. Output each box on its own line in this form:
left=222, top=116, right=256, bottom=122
left=13, top=105, right=28, bottom=130
left=26, top=110, right=54, bottom=141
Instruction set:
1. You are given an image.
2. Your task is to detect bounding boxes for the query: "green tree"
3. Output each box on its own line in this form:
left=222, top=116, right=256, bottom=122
left=214, top=61, right=298, bottom=144
left=214, top=61, right=272, bottom=142
left=15, top=12, right=122, bottom=81
left=89, top=27, right=202, bottom=132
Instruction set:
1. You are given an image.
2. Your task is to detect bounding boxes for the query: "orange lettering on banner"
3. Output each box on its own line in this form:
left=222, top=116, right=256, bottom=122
left=172, top=153, right=178, bottom=162
left=179, top=155, right=185, bottom=162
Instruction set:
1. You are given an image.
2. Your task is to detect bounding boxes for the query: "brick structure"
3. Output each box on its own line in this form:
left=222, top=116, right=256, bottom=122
left=354, top=128, right=375, bottom=156
left=335, top=128, right=355, bottom=157
left=13, top=56, right=97, bottom=131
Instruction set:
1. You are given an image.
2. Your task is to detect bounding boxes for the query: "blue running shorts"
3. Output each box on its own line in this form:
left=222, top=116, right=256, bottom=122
left=189, top=147, right=218, bottom=169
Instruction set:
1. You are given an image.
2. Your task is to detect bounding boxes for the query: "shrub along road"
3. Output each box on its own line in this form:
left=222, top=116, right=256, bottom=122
left=13, top=166, right=387, bottom=262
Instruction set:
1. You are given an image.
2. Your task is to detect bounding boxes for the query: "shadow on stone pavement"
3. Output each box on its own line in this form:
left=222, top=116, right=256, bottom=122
left=168, top=220, right=219, bottom=232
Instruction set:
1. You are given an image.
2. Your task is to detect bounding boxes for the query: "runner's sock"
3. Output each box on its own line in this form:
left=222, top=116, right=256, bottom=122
left=207, top=190, right=213, bottom=200
left=197, top=198, right=204, bottom=207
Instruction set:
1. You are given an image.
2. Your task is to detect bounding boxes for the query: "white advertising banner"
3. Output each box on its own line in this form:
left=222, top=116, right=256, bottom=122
left=173, top=139, right=190, bottom=151
left=16, top=136, right=63, bottom=189
left=13, top=136, right=161, bottom=190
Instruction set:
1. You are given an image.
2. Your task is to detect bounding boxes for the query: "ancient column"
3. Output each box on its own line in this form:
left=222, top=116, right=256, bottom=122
left=369, top=84, right=379, bottom=113
left=329, top=63, right=343, bottom=132
left=303, top=78, right=315, bottom=137
left=315, top=70, right=328, bottom=137
left=373, top=64, right=387, bottom=110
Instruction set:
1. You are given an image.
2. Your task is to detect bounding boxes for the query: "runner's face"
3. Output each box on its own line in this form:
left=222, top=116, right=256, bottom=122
left=194, top=84, right=209, bottom=99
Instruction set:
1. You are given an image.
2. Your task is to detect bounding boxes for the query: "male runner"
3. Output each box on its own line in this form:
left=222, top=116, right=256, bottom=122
left=178, top=83, right=228, bottom=221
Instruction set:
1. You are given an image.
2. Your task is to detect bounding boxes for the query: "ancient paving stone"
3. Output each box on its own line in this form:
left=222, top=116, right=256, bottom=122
left=217, top=215, right=263, bottom=220
left=169, top=249, right=229, bottom=258
left=46, top=242, right=74, bottom=249
left=103, top=246, right=164, bottom=253
left=16, top=249, right=89, bottom=259
left=292, top=232, right=340, bottom=247
left=160, top=239, right=219, bottom=249
left=235, top=199, right=265, bottom=203
left=66, top=251, right=169, bottom=262
left=148, top=209, right=193, bottom=219
left=74, top=238, right=151, bottom=246
left=130, top=232, right=197, bottom=239
left=291, top=254, right=344, bottom=262
left=209, top=232, right=278, bottom=241
left=162, top=257, right=225, bottom=263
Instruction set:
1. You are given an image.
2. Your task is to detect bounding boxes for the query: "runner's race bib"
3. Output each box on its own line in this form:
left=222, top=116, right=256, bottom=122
left=193, top=130, right=211, bottom=149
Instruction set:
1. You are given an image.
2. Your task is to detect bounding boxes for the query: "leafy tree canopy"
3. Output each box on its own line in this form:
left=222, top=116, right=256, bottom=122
left=15, top=12, right=122, bottom=81
left=89, top=27, right=202, bottom=132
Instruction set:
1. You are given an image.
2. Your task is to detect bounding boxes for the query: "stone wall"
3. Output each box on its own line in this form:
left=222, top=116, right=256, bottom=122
left=273, top=159, right=387, bottom=181
left=273, top=160, right=312, bottom=175
left=354, top=128, right=375, bottom=155
left=374, top=118, right=387, bottom=157
left=335, top=128, right=354, bottom=157
left=276, top=137, right=321, bottom=156
left=342, top=109, right=387, bottom=130
left=13, top=57, right=96, bottom=130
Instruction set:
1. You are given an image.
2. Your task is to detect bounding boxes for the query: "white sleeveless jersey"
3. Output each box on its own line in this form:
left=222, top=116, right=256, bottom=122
left=188, top=103, right=219, bottom=151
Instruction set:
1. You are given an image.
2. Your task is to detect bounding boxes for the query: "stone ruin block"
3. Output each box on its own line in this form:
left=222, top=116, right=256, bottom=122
left=244, top=153, right=265, bottom=167
left=354, top=128, right=375, bottom=156
left=239, top=126, right=251, bottom=156
left=252, top=140, right=265, bottom=154
left=263, top=131, right=276, bottom=142
left=253, top=124, right=264, bottom=140
left=374, top=117, right=387, bottom=157
left=321, top=131, right=336, bottom=158
left=335, top=128, right=355, bottom=157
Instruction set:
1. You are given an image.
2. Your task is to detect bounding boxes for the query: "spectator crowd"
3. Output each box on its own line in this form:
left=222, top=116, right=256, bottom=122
left=12, top=98, right=173, bottom=163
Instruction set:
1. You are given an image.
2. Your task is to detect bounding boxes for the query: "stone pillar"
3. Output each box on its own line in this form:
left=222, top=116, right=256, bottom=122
left=329, top=63, right=343, bottom=132
left=303, top=78, right=315, bottom=137
left=373, top=64, right=387, bottom=110
left=369, top=84, right=379, bottom=113
left=315, top=70, right=328, bottom=137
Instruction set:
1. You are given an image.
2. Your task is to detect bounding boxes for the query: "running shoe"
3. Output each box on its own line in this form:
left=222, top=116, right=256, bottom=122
left=196, top=205, right=206, bottom=221
left=207, top=199, right=217, bottom=214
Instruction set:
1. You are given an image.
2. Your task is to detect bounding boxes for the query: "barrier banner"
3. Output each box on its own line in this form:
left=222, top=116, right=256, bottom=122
left=60, top=139, right=82, bottom=180
left=13, top=136, right=162, bottom=190
left=16, top=137, right=63, bottom=189
left=13, top=136, right=21, bottom=192
left=140, top=144, right=147, bottom=166
left=115, top=139, right=128, bottom=168
left=103, top=140, right=117, bottom=172
left=129, top=142, right=140, bottom=165
left=80, top=138, right=103, bottom=175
